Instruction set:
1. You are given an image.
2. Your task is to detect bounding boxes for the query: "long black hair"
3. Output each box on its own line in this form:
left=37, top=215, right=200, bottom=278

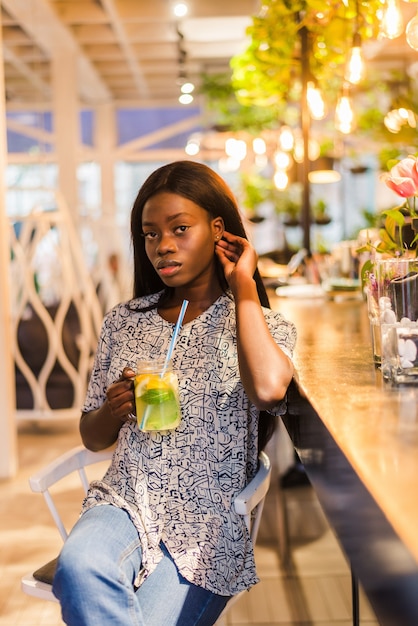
left=130, top=160, right=276, bottom=450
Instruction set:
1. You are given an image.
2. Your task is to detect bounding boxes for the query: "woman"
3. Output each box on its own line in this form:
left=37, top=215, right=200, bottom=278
left=53, top=160, right=296, bottom=625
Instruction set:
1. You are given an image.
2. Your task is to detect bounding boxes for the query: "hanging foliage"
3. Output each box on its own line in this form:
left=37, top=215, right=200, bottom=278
left=230, top=0, right=383, bottom=108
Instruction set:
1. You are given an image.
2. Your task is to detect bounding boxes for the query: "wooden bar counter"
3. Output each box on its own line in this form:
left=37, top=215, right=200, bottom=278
left=269, top=290, right=418, bottom=626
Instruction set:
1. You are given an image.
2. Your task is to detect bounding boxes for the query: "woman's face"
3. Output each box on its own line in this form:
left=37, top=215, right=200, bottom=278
left=141, top=192, right=224, bottom=290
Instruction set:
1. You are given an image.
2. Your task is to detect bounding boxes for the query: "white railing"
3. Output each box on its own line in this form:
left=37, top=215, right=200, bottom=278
left=9, top=189, right=104, bottom=421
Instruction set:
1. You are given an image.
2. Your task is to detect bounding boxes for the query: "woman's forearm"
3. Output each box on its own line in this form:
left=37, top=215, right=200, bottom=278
left=233, top=277, right=294, bottom=410
left=80, top=401, right=123, bottom=451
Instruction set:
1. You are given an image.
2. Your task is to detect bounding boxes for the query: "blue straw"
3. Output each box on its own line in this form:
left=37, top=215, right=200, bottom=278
left=139, top=299, right=189, bottom=430
left=162, top=299, right=189, bottom=376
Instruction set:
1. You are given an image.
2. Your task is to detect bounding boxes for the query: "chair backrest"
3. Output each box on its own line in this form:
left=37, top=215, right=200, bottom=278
left=29, top=445, right=114, bottom=541
left=234, top=450, right=271, bottom=538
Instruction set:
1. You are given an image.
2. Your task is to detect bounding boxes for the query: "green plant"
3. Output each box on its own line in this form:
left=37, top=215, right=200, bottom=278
left=199, top=72, right=286, bottom=133
left=239, top=172, right=302, bottom=222
left=239, top=171, right=273, bottom=214
left=230, top=0, right=382, bottom=110
left=273, top=183, right=302, bottom=223
left=312, top=198, right=330, bottom=222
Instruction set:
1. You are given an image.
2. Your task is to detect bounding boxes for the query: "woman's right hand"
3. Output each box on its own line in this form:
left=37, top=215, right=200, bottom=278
left=106, top=367, right=136, bottom=423
left=81, top=367, right=137, bottom=451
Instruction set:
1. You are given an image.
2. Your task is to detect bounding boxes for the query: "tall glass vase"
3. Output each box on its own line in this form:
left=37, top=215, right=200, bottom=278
left=365, top=282, right=381, bottom=366
left=376, top=258, right=418, bottom=384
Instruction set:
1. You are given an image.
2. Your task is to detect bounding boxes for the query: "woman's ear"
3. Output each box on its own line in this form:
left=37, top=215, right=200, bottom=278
left=213, top=217, right=224, bottom=242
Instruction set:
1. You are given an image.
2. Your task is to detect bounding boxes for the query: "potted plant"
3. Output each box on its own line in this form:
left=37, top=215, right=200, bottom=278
left=312, top=198, right=331, bottom=225
left=273, top=183, right=302, bottom=227
left=239, top=171, right=272, bottom=223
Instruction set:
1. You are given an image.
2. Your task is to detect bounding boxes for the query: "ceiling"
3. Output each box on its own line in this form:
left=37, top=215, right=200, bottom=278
left=1, top=0, right=257, bottom=108
left=1, top=0, right=418, bottom=110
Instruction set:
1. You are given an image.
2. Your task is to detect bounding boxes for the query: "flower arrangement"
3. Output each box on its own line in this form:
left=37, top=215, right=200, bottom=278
left=354, top=157, right=418, bottom=380
left=358, top=156, right=418, bottom=263
left=360, top=155, right=418, bottom=328
left=378, top=155, right=418, bottom=255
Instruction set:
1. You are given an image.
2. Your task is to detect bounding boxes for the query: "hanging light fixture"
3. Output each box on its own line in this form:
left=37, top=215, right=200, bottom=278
left=172, top=2, right=188, bottom=18
left=273, top=150, right=291, bottom=170
left=344, top=1, right=366, bottom=85
left=225, top=137, right=247, bottom=162
left=380, top=0, right=404, bottom=39
left=252, top=137, right=266, bottom=155
left=383, top=80, right=417, bottom=133
left=335, top=84, right=356, bottom=134
left=345, top=32, right=366, bottom=84
left=292, top=136, right=321, bottom=163
left=384, top=106, right=417, bottom=132
left=176, top=26, right=194, bottom=105
left=180, top=81, right=195, bottom=95
left=406, top=6, right=418, bottom=50
left=379, top=0, right=418, bottom=51
left=306, top=81, right=327, bottom=120
left=278, top=126, right=295, bottom=151
left=185, top=134, right=201, bottom=156
left=273, top=169, right=289, bottom=190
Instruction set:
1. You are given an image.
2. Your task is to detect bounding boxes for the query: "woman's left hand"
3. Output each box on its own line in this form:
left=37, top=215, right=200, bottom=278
left=215, top=231, right=258, bottom=288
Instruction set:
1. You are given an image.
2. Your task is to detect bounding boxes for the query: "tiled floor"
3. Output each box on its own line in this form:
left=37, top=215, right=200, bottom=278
left=0, top=420, right=380, bottom=625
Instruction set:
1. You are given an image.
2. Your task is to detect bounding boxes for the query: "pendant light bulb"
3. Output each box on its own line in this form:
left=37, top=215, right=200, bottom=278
left=335, top=88, right=355, bottom=134
left=307, top=81, right=327, bottom=120
left=406, top=12, right=418, bottom=51
left=380, top=0, right=404, bottom=39
left=278, top=126, right=295, bottom=151
left=345, top=33, right=366, bottom=84
left=273, top=169, right=289, bottom=190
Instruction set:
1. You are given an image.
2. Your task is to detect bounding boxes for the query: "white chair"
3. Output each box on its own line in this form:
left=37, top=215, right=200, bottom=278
left=21, top=445, right=271, bottom=613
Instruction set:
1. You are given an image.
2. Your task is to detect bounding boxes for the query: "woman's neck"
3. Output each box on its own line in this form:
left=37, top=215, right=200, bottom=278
left=158, top=284, right=224, bottom=323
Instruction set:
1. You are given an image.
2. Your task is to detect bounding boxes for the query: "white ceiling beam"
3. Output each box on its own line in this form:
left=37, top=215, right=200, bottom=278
left=6, top=117, right=55, bottom=145
left=99, top=0, right=149, bottom=98
left=3, top=45, right=50, bottom=98
left=2, top=0, right=111, bottom=103
left=115, top=114, right=202, bottom=157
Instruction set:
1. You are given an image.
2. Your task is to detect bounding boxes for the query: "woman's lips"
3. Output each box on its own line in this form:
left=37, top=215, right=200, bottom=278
left=156, top=260, right=181, bottom=277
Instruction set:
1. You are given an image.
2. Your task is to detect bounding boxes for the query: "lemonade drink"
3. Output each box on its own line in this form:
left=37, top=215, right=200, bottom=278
left=134, top=361, right=180, bottom=431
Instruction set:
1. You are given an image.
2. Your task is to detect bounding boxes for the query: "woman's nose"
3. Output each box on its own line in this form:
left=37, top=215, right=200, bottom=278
left=156, top=232, right=175, bottom=254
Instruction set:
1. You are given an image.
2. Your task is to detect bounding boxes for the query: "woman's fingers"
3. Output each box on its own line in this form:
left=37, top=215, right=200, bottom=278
left=106, top=374, right=136, bottom=421
left=216, top=231, right=258, bottom=279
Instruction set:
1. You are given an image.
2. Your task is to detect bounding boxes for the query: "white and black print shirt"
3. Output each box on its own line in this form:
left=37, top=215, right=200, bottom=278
left=81, top=291, right=296, bottom=595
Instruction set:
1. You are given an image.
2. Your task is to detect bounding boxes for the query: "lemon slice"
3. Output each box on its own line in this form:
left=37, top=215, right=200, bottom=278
left=135, top=373, right=173, bottom=404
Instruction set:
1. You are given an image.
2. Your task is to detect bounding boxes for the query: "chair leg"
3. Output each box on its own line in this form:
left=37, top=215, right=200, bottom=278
left=270, top=429, right=292, bottom=571
left=351, top=564, right=360, bottom=626
left=275, top=473, right=292, bottom=570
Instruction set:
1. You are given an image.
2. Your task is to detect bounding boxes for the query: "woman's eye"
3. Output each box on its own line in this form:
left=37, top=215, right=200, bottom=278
left=175, top=225, right=189, bottom=234
left=142, top=231, right=157, bottom=240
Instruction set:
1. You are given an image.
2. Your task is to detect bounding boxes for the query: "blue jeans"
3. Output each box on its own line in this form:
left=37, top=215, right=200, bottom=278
left=52, top=504, right=231, bottom=626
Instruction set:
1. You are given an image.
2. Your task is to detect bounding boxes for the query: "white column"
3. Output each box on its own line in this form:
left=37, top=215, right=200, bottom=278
left=0, top=16, right=18, bottom=477
left=95, top=102, right=116, bottom=219
left=51, top=44, right=80, bottom=217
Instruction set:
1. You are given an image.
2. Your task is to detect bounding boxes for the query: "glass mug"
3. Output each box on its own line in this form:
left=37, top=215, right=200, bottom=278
left=134, top=359, right=181, bottom=431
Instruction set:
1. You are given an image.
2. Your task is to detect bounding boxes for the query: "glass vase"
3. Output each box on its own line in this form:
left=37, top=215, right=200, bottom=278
left=376, top=258, right=418, bottom=384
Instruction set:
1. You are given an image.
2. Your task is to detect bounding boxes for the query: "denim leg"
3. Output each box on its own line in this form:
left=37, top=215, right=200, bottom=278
left=53, top=504, right=143, bottom=626
left=53, top=505, right=231, bottom=626
left=137, top=543, right=231, bottom=626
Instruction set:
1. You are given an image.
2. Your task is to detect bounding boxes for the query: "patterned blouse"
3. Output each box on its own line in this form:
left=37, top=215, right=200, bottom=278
left=81, top=291, right=296, bottom=596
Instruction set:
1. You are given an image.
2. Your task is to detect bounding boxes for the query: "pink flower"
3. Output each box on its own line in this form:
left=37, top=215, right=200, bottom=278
left=380, top=156, right=418, bottom=198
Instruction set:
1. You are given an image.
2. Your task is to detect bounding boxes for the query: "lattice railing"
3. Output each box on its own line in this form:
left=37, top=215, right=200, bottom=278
left=9, top=189, right=104, bottom=420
